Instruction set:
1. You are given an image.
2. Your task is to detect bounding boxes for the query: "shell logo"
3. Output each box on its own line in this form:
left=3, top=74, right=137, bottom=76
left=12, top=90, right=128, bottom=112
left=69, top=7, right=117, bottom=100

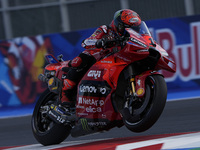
left=48, top=78, right=54, bottom=86
left=136, top=88, right=144, bottom=96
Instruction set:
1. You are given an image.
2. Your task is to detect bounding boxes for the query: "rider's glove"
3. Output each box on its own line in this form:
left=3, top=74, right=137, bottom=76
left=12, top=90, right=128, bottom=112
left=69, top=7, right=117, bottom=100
left=95, top=39, right=106, bottom=48
left=95, top=36, right=115, bottom=48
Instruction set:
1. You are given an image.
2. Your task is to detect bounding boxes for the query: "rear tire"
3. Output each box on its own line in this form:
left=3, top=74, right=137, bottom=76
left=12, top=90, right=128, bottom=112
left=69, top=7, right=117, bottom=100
left=123, top=75, right=167, bottom=132
left=31, top=89, right=71, bottom=146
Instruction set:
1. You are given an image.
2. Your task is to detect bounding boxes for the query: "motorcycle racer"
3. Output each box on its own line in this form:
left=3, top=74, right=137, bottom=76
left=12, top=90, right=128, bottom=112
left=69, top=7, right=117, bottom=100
left=33, top=9, right=176, bottom=145
left=61, top=9, right=142, bottom=107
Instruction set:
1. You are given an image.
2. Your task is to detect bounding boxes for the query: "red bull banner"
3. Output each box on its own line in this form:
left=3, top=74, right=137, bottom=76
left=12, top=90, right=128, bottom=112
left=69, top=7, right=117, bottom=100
left=147, top=15, right=200, bottom=100
left=0, top=15, right=200, bottom=108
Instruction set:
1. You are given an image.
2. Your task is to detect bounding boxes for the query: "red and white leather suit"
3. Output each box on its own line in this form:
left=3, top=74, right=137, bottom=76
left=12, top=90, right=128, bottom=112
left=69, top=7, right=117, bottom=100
left=61, top=22, right=119, bottom=104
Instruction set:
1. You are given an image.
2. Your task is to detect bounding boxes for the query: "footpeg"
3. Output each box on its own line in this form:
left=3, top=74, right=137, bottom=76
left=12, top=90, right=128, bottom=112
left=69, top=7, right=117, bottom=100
left=47, top=104, right=77, bottom=124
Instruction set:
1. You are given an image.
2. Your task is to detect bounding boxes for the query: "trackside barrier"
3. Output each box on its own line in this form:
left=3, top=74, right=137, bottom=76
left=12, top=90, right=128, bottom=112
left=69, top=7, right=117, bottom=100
left=1, top=15, right=200, bottom=117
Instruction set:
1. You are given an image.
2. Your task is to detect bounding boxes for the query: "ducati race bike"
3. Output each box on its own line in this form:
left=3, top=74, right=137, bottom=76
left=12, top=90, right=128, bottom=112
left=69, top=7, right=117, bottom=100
left=31, top=21, right=176, bottom=146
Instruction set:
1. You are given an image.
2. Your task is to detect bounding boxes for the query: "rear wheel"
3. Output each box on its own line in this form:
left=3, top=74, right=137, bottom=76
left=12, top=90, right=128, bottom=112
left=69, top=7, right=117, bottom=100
left=31, top=89, right=71, bottom=146
left=122, top=75, right=167, bottom=132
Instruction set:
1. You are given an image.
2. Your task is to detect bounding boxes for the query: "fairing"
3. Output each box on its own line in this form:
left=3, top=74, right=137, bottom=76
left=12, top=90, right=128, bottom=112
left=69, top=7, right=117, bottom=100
left=42, top=21, right=176, bottom=130
left=76, top=55, right=127, bottom=121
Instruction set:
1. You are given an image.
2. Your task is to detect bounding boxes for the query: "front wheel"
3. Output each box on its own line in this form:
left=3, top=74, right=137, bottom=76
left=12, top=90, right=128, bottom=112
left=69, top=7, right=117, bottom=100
left=31, top=89, right=71, bottom=146
left=123, top=75, right=167, bottom=132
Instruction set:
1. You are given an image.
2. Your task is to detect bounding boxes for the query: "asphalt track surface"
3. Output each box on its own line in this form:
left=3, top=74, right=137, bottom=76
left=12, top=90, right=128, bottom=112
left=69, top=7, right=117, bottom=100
left=0, top=98, right=200, bottom=148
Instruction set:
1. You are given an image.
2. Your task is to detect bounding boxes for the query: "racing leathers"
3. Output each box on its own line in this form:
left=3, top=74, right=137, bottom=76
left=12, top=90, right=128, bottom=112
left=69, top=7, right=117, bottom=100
left=61, top=24, right=122, bottom=105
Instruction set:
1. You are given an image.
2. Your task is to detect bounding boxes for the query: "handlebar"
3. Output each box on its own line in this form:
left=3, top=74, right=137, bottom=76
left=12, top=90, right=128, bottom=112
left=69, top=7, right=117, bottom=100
left=102, top=36, right=128, bottom=49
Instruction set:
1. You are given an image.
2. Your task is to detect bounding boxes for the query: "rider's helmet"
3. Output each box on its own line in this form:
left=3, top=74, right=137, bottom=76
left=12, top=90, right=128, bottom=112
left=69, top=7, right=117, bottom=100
left=112, top=9, right=141, bottom=35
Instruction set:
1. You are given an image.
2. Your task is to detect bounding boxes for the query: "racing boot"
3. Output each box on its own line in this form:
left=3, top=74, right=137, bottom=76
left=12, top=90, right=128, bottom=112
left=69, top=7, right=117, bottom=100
left=47, top=79, right=77, bottom=124
left=61, top=78, right=76, bottom=107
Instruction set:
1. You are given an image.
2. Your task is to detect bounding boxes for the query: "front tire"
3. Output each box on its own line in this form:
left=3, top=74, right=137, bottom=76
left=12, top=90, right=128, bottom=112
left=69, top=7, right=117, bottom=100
left=31, top=89, right=71, bottom=146
left=123, top=75, right=167, bottom=132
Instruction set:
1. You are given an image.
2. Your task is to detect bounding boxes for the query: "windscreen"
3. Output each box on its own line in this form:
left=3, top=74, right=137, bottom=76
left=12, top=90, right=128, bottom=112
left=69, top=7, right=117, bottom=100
left=45, top=54, right=60, bottom=64
left=128, top=21, right=152, bottom=37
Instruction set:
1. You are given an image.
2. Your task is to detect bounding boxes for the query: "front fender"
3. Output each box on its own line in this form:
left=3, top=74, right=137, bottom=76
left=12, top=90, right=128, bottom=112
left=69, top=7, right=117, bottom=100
left=135, top=70, right=163, bottom=98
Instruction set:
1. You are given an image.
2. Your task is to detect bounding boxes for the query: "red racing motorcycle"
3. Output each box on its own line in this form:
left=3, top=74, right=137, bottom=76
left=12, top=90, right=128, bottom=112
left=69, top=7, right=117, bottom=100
left=31, top=21, right=176, bottom=146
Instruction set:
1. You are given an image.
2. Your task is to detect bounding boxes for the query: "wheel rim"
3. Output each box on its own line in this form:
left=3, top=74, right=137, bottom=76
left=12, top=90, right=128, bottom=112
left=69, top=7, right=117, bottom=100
left=124, top=76, right=156, bottom=125
left=33, top=93, right=58, bottom=134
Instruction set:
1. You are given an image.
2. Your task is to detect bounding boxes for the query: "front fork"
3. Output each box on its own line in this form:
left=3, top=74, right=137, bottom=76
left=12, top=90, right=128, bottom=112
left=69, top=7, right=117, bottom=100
left=124, top=76, right=137, bottom=110
left=130, top=77, right=136, bottom=95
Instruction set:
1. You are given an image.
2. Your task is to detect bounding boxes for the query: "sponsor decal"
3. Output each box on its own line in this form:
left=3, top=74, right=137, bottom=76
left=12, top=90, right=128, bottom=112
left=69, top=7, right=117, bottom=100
left=56, top=116, right=65, bottom=123
left=48, top=78, right=54, bottom=86
left=78, top=97, right=83, bottom=104
left=81, top=42, right=86, bottom=48
left=136, top=49, right=149, bottom=52
left=62, top=74, right=67, bottom=79
left=79, top=84, right=107, bottom=95
left=100, top=87, right=106, bottom=94
left=102, top=114, right=106, bottom=118
left=49, top=110, right=57, bottom=118
left=54, top=106, right=64, bottom=115
left=78, top=97, right=104, bottom=106
left=51, top=87, right=58, bottom=90
left=93, top=29, right=102, bottom=36
left=48, top=110, right=65, bottom=123
left=115, top=11, right=121, bottom=18
left=86, top=106, right=102, bottom=113
left=129, top=17, right=139, bottom=23
left=78, top=80, right=111, bottom=98
left=79, top=85, right=97, bottom=93
left=136, top=88, right=144, bottom=96
left=84, top=39, right=97, bottom=46
left=137, top=79, right=141, bottom=86
left=100, top=60, right=113, bottom=63
left=80, top=118, right=90, bottom=131
left=78, top=97, right=105, bottom=113
left=130, top=37, right=147, bottom=48
left=77, top=105, right=85, bottom=109
left=100, top=25, right=108, bottom=33
left=88, top=121, right=107, bottom=127
left=78, top=112, right=88, bottom=116
left=87, top=70, right=101, bottom=79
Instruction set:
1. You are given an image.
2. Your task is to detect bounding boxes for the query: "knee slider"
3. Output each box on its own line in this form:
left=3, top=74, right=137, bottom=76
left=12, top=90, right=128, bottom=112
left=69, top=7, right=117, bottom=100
left=70, top=53, right=96, bottom=69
